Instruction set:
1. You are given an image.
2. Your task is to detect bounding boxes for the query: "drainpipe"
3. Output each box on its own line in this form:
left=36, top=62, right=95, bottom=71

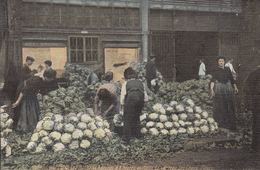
left=140, top=0, right=149, bottom=62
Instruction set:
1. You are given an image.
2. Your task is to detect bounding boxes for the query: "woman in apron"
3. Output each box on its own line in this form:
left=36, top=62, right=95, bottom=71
left=209, top=57, right=238, bottom=131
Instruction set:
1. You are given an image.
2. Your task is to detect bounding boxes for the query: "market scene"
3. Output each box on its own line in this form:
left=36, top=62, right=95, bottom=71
left=0, top=0, right=260, bottom=169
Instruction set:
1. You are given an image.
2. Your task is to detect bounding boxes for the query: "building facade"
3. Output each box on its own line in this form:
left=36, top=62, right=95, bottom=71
left=0, top=0, right=247, bottom=83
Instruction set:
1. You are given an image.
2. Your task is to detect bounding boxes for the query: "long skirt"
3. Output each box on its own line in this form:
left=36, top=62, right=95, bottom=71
left=123, top=91, right=144, bottom=143
left=213, top=81, right=236, bottom=130
left=16, top=94, right=40, bottom=132
left=252, top=95, right=260, bottom=152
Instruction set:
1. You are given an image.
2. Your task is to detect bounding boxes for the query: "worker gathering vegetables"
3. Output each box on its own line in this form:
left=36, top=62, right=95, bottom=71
left=0, top=54, right=256, bottom=164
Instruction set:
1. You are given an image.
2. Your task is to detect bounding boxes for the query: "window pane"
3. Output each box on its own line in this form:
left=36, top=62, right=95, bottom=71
left=85, top=38, right=91, bottom=50
left=92, top=50, right=98, bottom=61
left=92, top=38, right=98, bottom=50
left=77, top=37, right=83, bottom=49
left=70, top=37, right=76, bottom=49
left=70, top=50, right=76, bottom=62
left=86, top=50, right=91, bottom=61
left=77, top=51, right=84, bottom=62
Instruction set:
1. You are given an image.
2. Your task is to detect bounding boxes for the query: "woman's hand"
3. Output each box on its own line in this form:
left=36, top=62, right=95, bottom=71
left=12, top=102, right=19, bottom=108
left=234, top=87, right=239, bottom=94
left=209, top=89, right=215, bottom=98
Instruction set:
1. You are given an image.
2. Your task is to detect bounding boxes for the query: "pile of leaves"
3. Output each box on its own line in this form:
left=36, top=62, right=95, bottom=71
left=157, top=76, right=213, bottom=112
left=41, top=87, right=86, bottom=116
left=2, top=135, right=188, bottom=169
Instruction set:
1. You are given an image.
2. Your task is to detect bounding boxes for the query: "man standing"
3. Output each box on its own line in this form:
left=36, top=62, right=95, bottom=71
left=145, top=54, right=157, bottom=90
left=198, top=59, right=206, bottom=79
left=225, top=58, right=237, bottom=80
left=44, top=60, right=57, bottom=79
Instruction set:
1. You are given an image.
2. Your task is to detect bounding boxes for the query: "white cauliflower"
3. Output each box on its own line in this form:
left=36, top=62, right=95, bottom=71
left=72, top=129, right=84, bottom=139
left=207, top=117, right=215, bottom=124
left=64, top=123, right=75, bottom=133
left=176, top=104, right=185, bottom=112
left=149, top=128, right=159, bottom=136
left=94, top=128, right=106, bottom=139
left=61, top=133, right=72, bottom=144
left=178, top=120, right=186, bottom=127
left=160, top=129, right=169, bottom=135
left=173, top=122, right=180, bottom=128
left=69, top=140, right=79, bottom=150
left=53, top=143, right=65, bottom=152
left=185, top=107, right=194, bottom=114
left=201, top=111, right=209, bottom=119
left=41, top=136, right=53, bottom=146
left=200, top=125, right=209, bottom=134
left=159, top=115, right=168, bottom=122
left=170, top=101, right=178, bottom=107
left=169, top=129, right=178, bottom=136
left=26, top=142, right=37, bottom=151
left=77, top=122, right=87, bottom=130
left=187, top=127, right=195, bottom=135
left=154, top=122, right=163, bottom=129
left=139, top=113, right=147, bottom=122
left=171, top=114, right=179, bottom=122
left=83, top=129, right=93, bottom=139
left=88, top=122, right=97, bottom=131
left=30, top=133, right=39, bottom=142
left=194, top=106, right=202, bottom=114
left=54, top=123, right=64, bottom=132
left=54, top=115, right=64, bottom=123
left=80, top=140, right=91, bottom=149
left=164, top=122, right=173, bottom=129
left=148, top=113, right=159, bottom=120
left=42, top=120, right=55, bottom=131
left=50, top=131, right=62, bottom=141
left=5, top=119, right=13, bottom=128
left=38, top=130, right=48, bottom=138
left=140, top=127, right=148, bottom=134
left=195, top=114, right=201, bottom=120
left=179, top=113, right=188, bottom=121
left=146, top=121, right=155, bottom=128
left=81, top=114, right=92, bottom=123
left=178, top=128, right=187, bottom=134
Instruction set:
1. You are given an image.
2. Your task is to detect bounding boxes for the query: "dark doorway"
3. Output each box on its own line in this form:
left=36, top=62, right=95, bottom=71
left=175, top=31, right=218, bottom=82
left=150, top=31, right=175, bottom=81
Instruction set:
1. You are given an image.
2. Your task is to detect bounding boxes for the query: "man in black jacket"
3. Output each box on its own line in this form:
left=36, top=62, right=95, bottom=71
left=145, top=54, right=157, bottom=90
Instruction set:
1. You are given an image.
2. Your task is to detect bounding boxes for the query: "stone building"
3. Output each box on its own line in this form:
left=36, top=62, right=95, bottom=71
left=1, top=0, right=258, bottom=83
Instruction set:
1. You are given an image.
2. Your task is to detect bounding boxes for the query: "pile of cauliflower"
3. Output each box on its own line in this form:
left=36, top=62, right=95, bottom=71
left=141, top=99, right=218, bottom=136
left=114, top=98, right=218, bottom=137
left=157, top=76, right=213, bottom=111
left=26, top=109, right=111, bottom=153
left=41, top=87, right=86, bottom=116
left=0, top=107, right=13, bottom=157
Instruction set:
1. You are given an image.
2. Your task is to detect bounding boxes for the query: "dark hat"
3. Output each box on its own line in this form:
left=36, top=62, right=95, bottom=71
left=150, top=53, right=156, bottom=59
left=26, top=56, right=35, bottom=62
left=44, top=60, right=52, bottom=67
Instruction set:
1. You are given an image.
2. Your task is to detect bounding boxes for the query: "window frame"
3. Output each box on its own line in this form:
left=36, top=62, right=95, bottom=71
left=68, top=36, right=100, bottom=64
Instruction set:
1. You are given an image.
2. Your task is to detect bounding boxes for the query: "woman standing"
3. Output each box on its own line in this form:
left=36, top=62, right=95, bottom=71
left=12, top=70, right=55, bottom=132
left=121, top=67, right=148, bottom=144
left=209, top=57, right=238, bottom=131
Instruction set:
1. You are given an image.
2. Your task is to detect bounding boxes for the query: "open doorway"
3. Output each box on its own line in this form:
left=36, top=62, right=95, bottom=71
left=175, top=31, right=218, bottom=82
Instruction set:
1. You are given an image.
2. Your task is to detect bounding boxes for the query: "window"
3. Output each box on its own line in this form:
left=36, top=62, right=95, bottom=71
left=69, top=36, right=99, bottom=63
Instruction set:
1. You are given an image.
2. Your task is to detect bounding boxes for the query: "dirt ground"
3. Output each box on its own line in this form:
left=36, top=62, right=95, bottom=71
left=5, top=149, right=257, bottom=170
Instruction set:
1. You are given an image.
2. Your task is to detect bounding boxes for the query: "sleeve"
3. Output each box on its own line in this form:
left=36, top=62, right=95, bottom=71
left=143, top=84, right=149, bottom=102
left=21, top=77, right=42, bottom=94
left=227, top=68, right=235, bottom=85
left=120, top=82, right=127, bottom=105
left=210, top=70, right=216, bottom=83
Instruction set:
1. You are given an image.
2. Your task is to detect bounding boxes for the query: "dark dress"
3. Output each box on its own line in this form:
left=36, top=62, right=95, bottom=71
left=145, top=61, right=156, bottom=89
left=15, top=76, right=43, bottom=132
left=246, top=68, right=260, bottom=152
left=211, top=67, right=236, bottom=130
left=123, top=79, right=145, bottom=143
